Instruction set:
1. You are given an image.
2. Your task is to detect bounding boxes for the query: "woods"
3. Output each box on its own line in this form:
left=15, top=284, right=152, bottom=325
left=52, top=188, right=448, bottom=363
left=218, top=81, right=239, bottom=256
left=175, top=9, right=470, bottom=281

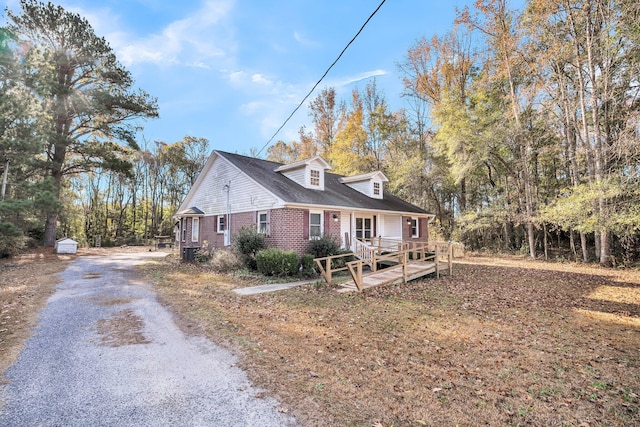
left=1, top=0, right=638, bottom=263
left=270, top=0, right=640, bottom=264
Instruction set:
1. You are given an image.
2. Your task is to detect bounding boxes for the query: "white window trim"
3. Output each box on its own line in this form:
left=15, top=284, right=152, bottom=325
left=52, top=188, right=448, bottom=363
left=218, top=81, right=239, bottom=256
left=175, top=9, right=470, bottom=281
left=191, top=217, right=200, bottom=242
left=217, top=215, right=225, bottom=233
left=257, top=211, right=268, bottom=234
left=411, top=217, right=419, bottom=238
left=309, top=211, right=324, bottom=240
left=372, top=181, right=381, bottom=197
left=181, top=219, right=186, bottom=242
left=309, top=168, right=321, bottom=187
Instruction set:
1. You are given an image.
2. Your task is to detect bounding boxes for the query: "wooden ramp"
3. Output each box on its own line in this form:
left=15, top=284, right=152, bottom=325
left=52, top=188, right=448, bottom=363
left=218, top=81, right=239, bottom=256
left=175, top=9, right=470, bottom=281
left=337, top=261, right=437, bottom=293
left=315, top=241, right=456, bottom=293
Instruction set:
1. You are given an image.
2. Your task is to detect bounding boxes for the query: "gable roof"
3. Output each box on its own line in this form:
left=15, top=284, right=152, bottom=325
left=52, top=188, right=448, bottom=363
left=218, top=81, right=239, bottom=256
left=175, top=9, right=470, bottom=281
left=217, top=151, right=429, bottom=215
left=339, top=171, right=389, bottom=184
left=273, top=155, right=331, bottom=172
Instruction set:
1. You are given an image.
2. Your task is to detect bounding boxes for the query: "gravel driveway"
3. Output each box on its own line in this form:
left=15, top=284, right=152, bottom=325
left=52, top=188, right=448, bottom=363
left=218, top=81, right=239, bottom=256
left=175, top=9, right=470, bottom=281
left=0, top=251, right=297, bottom=426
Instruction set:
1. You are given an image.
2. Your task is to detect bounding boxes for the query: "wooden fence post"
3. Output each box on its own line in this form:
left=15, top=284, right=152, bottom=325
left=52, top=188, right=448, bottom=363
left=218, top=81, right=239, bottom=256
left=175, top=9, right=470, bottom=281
left=402, top=251, right=408, bottom=283
left=448, top=242, right=453, bottom=276
left=372, top=251, right=377, bottom=272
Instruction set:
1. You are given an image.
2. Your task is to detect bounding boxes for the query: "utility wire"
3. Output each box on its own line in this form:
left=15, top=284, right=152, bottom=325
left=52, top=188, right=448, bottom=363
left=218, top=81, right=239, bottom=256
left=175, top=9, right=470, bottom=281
left=254, top=0, right=387, bottom=158
left=221, top=0, right=387, bottom=191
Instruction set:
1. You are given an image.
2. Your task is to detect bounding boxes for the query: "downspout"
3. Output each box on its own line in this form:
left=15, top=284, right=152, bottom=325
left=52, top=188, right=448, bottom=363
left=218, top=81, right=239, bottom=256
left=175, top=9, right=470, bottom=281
left=223, top=182, right=231, bottom=246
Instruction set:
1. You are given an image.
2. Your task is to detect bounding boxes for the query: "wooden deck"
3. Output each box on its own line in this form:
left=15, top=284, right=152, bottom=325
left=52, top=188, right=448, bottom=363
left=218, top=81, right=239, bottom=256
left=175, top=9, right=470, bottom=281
left=336, top=261, right=437, bottom=293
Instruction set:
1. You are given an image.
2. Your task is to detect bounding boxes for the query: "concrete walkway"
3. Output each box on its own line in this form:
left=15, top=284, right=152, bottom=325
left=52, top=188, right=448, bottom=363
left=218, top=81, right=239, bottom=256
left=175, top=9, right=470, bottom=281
left=233, top=279, right=318, bottom=295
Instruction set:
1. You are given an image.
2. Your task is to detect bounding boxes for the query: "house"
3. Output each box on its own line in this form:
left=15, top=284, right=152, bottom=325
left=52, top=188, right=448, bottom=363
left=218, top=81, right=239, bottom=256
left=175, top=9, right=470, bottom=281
left=175, top=151, right=434, bottom=256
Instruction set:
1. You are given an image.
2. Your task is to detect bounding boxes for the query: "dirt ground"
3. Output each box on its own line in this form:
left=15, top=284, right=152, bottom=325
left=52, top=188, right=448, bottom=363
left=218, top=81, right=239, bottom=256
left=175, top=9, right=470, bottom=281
left=142, top=255, right=640, bottom=427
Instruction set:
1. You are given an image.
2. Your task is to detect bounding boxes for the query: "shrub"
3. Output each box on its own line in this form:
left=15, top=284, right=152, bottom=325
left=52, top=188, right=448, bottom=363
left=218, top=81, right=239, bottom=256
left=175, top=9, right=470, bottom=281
left=307, top=234, right=341, bottom=258
left=299, top=253, right=318, bottom=278
left=256, top=248, right=298, bottom=277
left=330, top=250, right=355, bottom=269
left=209, top=249, right=243, bottom=273
left=193, top=249, right=211, bottom=263
left=0, top=223, right=25, bottom=258
left=234, top=226, right=266, bottom=270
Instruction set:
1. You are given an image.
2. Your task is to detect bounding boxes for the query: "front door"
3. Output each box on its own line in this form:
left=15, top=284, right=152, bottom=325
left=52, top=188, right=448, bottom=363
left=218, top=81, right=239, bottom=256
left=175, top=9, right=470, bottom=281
left=355, top=217, right=373, bottom=241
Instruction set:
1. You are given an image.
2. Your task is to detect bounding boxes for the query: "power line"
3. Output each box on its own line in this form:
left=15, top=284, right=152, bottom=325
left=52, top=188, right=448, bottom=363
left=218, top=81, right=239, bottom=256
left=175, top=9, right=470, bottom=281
left=254, top=0, right=387, bottom=158
left=219, top=0, right=387, bottom=192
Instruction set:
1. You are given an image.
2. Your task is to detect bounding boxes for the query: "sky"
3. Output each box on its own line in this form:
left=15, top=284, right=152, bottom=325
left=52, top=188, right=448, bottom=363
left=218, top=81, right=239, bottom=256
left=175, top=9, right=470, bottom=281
left=5, top=0, right=476, bottom=157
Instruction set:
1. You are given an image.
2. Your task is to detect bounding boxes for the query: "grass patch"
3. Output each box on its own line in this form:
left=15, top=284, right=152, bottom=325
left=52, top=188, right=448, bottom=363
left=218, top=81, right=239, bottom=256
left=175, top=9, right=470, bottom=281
left=142, top=254, right=640, bottom=426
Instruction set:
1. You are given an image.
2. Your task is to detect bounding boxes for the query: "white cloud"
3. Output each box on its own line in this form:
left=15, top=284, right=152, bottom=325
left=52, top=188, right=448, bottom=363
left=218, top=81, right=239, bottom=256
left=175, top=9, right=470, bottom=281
left=331, top=69, right=388, bottom=87
left=226, top=70, right=280, bottom=91
left=86, top=0, right=237, bottom=68
left=227, top=70, right=247, bottom=86
left=293, top=31, right=320, bottom=48
left=251, top=73, right=273, bottom=86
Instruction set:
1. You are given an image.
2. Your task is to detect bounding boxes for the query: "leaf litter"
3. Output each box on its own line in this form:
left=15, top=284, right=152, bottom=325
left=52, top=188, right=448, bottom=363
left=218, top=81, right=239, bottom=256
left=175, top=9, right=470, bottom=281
left=143, top=254, right=640, bottom=426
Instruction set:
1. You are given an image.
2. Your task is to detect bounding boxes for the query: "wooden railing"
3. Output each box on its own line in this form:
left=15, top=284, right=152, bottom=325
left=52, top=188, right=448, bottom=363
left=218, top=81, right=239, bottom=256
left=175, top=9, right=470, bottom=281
left=346, top=241, right=436, bottom=292
left=352, top=238, right=375, bottom=264
left=314, top=252, right=354, bottom=285
left=315, top=240, right=462, bottom=288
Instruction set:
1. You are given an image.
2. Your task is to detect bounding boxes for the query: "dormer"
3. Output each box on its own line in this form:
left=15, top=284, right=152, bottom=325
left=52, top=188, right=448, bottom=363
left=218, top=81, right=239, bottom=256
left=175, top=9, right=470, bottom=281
left=339, top=171, right=389, bottom=199
left=274, top=156, right=332, bottom=191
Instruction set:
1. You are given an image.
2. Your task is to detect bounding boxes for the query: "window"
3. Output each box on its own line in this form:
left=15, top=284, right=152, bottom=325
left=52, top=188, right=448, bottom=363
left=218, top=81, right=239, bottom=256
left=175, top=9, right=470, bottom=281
left=217, top=215, right=226, bottom=233
left=373, top=182, right=381, bottom=196
left=411, top=218, right=419, bottom=238
left=191, top=217, right=200, bottom=242
left=309, top=212, right=323, bottom=240
left=258, top=211, right=268, bottom=234
left=310, top=169, right=320, bottom=186
left=181, top=219, right=186, bottom=242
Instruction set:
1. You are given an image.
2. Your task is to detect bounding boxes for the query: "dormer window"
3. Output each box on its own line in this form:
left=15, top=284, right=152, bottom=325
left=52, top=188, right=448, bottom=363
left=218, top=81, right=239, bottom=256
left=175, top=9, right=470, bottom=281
left=274, top=156, right=331, bottom=190
left=340, top=171, right=388, bottom=199
left=310, top=169, right=320, bottom=187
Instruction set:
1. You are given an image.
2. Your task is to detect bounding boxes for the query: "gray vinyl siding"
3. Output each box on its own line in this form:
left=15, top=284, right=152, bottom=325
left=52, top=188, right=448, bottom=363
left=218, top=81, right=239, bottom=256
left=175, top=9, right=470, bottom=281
left=281, top=168, right=306, bottom=188
left=346, top=180, right=371, bottom=197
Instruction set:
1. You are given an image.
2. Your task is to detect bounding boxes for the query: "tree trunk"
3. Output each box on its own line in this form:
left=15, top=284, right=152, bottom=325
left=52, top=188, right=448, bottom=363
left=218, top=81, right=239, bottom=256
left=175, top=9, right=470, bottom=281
left=44, top=213, right=58, bottom=247
left=580, top=232, right=588, bottom=262
left=600, top=230, right=610, bottom=266
left=543, top=223, right=549, bottom=261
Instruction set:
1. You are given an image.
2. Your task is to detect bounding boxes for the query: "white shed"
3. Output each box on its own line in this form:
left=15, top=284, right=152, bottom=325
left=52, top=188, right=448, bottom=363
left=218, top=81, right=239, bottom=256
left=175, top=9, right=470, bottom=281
left=55, top=237, right=78, bottom=254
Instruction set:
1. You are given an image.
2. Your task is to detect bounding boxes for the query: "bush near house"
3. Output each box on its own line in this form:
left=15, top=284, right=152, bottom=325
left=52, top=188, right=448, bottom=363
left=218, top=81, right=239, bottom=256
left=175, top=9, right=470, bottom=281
left=256, top=248, right=298, bottom=277
left=209, top=250, right=243, bottom=273
left=234, top=226, right=266, bottom=270
left=307, top=234, right=341, bottom=258
left=299, top=253, right=317, bottom=278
